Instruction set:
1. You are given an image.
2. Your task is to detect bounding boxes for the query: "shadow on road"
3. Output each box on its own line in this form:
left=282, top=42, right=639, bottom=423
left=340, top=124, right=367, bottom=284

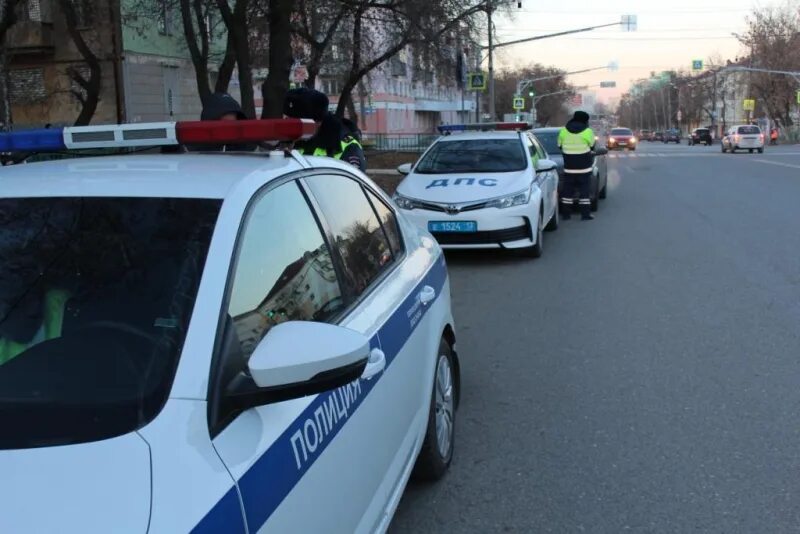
left=442, top=249, right=532, bottom=267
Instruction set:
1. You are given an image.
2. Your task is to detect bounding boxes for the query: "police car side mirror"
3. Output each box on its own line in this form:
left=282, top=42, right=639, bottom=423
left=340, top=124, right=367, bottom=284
left=228, top=322, right=370, bottom=409
left=535, top=159, right=557, bottom=173
left=397, top=163, right=412, bottom=175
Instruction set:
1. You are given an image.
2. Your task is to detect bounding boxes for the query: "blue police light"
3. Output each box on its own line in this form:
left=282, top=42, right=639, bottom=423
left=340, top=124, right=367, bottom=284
left=437, top=124, right=467, bottom=133
left=0, top=128, right=66, bottom=152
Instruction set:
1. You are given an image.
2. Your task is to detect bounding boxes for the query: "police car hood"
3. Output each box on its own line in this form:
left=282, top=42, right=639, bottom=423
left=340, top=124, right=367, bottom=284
left=399, top=170, right=532, bottom=204
left=0, top=433, right=151, bottom=532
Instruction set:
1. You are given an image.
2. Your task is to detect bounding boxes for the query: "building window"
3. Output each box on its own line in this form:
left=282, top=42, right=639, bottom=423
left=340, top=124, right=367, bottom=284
left=24, top=0, right=41, bottom=22
left=158, top=0, right=174, bottom=35
left=9, top=68, right=46, bottom=103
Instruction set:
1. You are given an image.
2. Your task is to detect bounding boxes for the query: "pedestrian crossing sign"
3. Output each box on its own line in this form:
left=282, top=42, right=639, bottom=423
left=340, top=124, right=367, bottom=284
left=512, top=97, right=525, bottom=110
left=468, top=72, right=487, bottom=91
left=692, top=59, right=703, bottom=71
left=743, top=99, right=755, bottom=111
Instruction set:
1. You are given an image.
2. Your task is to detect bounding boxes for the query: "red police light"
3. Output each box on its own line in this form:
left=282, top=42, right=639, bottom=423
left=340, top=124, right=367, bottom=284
left=175, top=118, right=316, bottom=145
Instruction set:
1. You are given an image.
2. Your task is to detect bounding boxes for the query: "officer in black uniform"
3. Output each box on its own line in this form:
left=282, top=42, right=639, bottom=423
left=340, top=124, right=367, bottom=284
left=283, top=88, right=366, bottom=171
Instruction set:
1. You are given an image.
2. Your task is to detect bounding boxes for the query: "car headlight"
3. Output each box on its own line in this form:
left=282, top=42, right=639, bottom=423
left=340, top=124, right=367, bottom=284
left=486, top=187, right=532, bottom=209
left=393, top=193, right=422, bottom=210
left=609, top=137, right=616, bottom=143
left=630, top=137, right=637, bottom=143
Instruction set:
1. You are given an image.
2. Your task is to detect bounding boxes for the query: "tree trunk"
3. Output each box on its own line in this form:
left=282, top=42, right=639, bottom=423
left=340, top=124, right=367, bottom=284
left=60, top=0, right=101, bottom=126
left=261, top=0, right=293, bottom=118
left=216, top=0, right=254, bottom=118
left=179, top=0, right=211, bottom=104
left=214, top=33, right=236, bottom=93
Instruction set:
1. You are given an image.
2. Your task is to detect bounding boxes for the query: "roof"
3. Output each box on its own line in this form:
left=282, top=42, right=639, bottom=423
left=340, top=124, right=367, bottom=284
left=533, top=127, right=560, bottom=133
left=0, top=152, right=306, bottom=199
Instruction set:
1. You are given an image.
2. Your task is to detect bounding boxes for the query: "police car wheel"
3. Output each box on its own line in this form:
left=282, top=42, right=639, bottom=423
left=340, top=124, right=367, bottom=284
left=599, top=183, right=607, bottom=199
left=413, top=338, right=457, bottom=482
left=758, top=147, right=764, bottom=154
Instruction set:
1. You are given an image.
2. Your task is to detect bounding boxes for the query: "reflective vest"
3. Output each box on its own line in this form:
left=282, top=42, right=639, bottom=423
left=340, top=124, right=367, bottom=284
left=558, top=128, right=594, bottom=155
left=0, top=288, right=70, bottom=365
left=557, top=127, right=595, bottom=174
left=302, top=137, right=362, bottom=160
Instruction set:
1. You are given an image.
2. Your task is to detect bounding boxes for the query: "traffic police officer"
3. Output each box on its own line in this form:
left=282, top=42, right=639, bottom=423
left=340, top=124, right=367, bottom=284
left=283, top=88, right=366, bottom=171
left=557, top=110, right=596, bottom=220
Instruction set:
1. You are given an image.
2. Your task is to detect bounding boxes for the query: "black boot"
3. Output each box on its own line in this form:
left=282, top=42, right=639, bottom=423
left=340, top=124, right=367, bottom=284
left=560, top=202, right=572, bottom=220
left=580, top=200, right=593, bottom=220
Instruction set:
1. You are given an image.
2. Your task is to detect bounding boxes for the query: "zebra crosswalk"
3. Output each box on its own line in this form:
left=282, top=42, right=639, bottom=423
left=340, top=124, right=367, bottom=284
left=607, top=152, right=716, bottom=159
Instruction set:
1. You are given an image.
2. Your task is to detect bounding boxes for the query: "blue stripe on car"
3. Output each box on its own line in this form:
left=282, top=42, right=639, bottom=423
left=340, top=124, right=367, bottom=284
left=192, top=254, right=448, bottom=533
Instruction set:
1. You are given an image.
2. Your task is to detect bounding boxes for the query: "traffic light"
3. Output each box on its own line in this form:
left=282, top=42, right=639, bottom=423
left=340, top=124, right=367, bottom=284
left=528, top=90, right=534, bottom=97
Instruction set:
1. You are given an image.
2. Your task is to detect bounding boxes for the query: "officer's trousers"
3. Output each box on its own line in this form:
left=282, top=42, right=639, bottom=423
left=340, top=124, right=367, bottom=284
left=560, top=171, right=592, bottom=217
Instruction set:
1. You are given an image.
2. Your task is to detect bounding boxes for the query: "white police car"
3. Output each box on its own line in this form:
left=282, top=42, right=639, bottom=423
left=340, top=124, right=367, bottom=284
left=393, top=123, right=560, bottom=257
left=0, top=119, right=459, bottom=533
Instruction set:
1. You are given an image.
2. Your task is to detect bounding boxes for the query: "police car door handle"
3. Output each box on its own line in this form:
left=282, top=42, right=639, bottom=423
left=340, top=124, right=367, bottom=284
left=419, top=285, right=436, bottom=306
left=362, top=348, right=386, bottom=380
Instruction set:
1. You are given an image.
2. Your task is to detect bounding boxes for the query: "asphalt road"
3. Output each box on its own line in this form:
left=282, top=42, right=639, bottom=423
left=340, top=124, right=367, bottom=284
left=390, top=141, right=800, bottom=533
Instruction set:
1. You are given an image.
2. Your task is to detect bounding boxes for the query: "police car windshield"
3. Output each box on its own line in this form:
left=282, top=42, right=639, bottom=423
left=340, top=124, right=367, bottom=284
left=416, top=138, right=527, bottom=174
left=0, top=197, right=220, bottom=450
left=534, top=132, right=560, bottom=154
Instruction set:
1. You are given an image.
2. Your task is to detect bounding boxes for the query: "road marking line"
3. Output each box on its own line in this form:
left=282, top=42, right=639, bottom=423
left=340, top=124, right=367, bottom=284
left=750, top=158, right=800, bottom=170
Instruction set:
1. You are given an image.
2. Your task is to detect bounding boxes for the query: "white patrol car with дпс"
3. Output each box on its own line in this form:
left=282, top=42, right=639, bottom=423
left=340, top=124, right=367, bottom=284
left=0, top=119, right=460, bottom=534
left=393, top=123, right=560, bottom=258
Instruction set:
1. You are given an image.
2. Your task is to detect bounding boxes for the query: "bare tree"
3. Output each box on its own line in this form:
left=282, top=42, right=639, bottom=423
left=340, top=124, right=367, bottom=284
left=260, top=0, right=293, bottom=118
left=293, top=0, right=349, bottom=90
left=736, top=3, right=800, bottom=125
left=59, top=0, right=102, bottom=126
left=334, top=0, right=498, bottom=120
left=494, top=64, right=575, bottom=125
left=215, top=0, right=254, bottom=117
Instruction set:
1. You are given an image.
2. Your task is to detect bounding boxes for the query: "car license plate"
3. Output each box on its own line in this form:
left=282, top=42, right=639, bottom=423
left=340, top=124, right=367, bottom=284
left=618, top=141, right=627, bottom=145
left=428, top=221, right=477, bottom=233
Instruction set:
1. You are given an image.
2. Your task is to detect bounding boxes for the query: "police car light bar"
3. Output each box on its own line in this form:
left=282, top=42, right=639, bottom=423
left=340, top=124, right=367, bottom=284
left=437, top=122, right=530, bottom=134
left=0, top=118, right=317, bottom=152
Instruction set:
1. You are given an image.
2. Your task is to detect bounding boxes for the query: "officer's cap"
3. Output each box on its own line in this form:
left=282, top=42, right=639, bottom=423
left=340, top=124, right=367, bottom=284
left=283, top=88, right=330, bottom=122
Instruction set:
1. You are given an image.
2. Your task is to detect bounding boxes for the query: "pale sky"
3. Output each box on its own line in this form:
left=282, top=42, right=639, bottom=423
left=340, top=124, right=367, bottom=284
left=492, top=0, right=781, bottom=104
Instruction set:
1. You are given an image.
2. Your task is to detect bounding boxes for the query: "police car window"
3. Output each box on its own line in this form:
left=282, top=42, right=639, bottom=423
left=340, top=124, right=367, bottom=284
left=0, top=197, right=220, bottom=450
left=530, top=135, right=547, bottom=159
left=415, top=139, right=527, bottom=174
left=226, top=181, right=345, bottom=360
left=305, top=175, right=394, bottom=298
left=364, top=188, right=404, bottom=258
left=534, top=131, right=561, bottom=155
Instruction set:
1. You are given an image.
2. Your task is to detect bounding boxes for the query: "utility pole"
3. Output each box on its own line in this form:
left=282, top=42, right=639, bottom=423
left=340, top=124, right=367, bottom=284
left=711, top=69, right=717, bottom=136
left=487, top=1, right=495, bottom=121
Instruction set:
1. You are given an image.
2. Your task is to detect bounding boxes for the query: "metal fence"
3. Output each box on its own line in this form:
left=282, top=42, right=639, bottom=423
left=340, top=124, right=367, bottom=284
left=361, top=133, right=439, bottom=153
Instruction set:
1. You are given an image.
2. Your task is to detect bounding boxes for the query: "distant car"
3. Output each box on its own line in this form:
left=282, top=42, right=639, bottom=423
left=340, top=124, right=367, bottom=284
left=533, top=127, right=608, bottom=212
left=639, top=129, right=652, bottom=141
left=652, top=131, right=664, bottom=142
left=688, top=128, right=713, bottom=146
left=607, top=127, right=637, bottom=151
left=721, top=124, right=765, bottom=154
left=663, top=129, right=681, bottom=143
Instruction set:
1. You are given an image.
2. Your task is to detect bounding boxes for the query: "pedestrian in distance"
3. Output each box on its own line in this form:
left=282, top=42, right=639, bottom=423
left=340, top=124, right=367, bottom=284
left=557, top=110, right=596, bottom=221
left=188, top=92, right=255, bottom=152
left=282, top=87, right=366, bottom=171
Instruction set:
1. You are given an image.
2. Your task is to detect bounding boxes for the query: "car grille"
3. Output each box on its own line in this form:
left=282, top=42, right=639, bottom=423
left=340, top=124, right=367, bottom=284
left=419, top=200, right=490, bottom=213
left=431, top=223, right=532, bottom=245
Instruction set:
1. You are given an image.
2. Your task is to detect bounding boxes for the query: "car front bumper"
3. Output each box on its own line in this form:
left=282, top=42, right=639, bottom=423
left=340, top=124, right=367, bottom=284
left=400, top=205, right=536, bottom=249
